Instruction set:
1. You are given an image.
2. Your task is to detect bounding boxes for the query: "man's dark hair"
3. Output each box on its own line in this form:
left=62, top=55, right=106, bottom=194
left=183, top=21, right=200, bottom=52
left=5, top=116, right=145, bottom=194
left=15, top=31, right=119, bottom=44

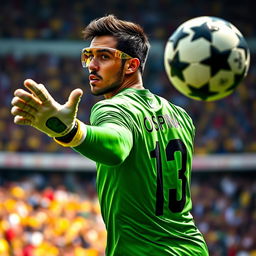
left=82, top=15, right=150, bottom=73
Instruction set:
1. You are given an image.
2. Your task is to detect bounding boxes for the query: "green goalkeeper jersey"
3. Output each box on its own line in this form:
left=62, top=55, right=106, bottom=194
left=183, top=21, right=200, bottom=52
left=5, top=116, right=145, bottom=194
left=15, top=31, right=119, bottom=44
left=75, top=88, right=208, bottom=256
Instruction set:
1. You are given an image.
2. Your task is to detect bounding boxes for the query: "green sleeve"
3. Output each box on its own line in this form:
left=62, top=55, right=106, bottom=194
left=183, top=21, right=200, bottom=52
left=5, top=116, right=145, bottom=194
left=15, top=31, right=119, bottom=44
left=73, top=123, right=133, bottom=166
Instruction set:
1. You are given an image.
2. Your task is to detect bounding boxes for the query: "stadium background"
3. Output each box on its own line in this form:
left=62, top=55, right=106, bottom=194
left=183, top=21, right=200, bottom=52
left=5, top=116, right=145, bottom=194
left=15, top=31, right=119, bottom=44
left=0, top=0, right=255, bottom=255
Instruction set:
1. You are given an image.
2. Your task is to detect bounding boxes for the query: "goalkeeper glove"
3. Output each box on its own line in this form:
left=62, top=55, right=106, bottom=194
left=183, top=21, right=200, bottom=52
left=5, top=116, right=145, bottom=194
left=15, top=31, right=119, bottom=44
left=11, top=79, right=83, bottom=138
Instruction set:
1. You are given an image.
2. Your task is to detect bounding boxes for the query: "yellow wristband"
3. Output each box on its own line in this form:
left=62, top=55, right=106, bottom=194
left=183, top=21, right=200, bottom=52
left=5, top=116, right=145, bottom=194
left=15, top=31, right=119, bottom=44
left=54, top=119, right=87, bottom=147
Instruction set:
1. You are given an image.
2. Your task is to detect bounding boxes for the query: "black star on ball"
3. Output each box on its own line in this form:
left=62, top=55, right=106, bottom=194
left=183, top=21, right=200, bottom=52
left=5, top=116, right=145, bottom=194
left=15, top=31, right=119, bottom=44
left=168, top=51, right=190, bottom=82
left=169, top=28, right=190, bottom=50
left=191, top=22, right=214, bottom=42
left=188, top=83, right=218, bottom=100
left=201, top=45, right=232, bottom=76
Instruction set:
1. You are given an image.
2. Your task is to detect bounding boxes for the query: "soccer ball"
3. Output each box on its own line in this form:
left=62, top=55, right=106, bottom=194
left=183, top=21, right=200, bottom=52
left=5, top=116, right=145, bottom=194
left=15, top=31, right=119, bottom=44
left=164, top=16, right=250, bottom=101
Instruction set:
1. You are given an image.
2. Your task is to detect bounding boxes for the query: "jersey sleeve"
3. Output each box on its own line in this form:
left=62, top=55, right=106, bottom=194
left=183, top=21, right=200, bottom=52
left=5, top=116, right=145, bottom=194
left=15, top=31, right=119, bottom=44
left=73, top=101, right=133, bottom=166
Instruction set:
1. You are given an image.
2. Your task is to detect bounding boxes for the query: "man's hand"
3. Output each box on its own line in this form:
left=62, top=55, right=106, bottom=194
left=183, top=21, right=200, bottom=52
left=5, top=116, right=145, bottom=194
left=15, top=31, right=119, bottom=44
left=11, top=79, right=83, bottom=137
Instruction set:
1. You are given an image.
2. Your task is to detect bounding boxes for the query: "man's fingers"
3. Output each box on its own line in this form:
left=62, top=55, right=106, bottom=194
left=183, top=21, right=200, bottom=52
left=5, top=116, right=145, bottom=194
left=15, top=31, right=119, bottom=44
left=11, top=96, right=38, bottom=115
left=14, top=115, right=33, bottom=126
left=66, top=89, right=83, bottom=109
left=24, top=79, right=49, bottom=102
left=11, top=106, right=35, bottom=121
left=14, top=89, right=41, bottom=108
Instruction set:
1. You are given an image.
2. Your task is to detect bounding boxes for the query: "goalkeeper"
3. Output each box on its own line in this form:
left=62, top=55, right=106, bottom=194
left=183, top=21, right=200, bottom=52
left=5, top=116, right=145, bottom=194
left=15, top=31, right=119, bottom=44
left=11, top=15, right=209, bottom=256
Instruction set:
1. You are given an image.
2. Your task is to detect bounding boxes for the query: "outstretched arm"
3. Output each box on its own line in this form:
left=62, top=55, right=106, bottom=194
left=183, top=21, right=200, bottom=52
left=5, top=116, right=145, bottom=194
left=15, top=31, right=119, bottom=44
left=11, top=79, right=133, bottom=165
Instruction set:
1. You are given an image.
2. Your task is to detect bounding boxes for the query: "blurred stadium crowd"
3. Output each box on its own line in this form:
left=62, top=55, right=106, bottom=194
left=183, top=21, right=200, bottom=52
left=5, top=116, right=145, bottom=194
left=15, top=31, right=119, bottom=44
left=0, top=0, right=255, bottom=40
left=0, top=171, right=255, bottom=256
left=0, top=172, right=106, bottom=256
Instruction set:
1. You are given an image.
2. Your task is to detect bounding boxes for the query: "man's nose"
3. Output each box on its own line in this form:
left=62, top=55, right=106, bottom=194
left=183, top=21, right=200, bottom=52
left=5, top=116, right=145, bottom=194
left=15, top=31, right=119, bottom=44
left=88, top=58, right=99, bottom=71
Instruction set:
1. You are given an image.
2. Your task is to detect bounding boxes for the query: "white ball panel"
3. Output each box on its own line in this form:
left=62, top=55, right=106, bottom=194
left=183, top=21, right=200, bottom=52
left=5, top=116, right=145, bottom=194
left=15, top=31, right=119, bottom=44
left=228, top=48, right=247, bottom=74
left=212, top=27, right=239, bottom=51
left=178, top=38, right=210, bottom=63
left=164, top=41, right=175, bottom=60
left=183, top=64, right=210, bottom=87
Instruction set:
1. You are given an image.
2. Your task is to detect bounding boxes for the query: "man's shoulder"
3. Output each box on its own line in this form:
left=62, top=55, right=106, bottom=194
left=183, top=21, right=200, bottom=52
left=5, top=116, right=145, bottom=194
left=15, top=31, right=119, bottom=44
left=92, top=90, right=143, bottom=111
left=91, top=97, right=127, bottom=113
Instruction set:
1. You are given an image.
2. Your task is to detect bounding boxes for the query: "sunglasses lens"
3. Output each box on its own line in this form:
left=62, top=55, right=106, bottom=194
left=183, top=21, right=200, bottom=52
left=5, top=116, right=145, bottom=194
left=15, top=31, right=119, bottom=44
left=81, top=52, right=89, bottom=68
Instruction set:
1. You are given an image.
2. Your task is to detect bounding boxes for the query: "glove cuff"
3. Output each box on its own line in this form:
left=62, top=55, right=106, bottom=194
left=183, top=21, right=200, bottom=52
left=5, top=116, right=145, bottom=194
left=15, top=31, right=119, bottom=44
left=54, top=119, right=87, bottom=147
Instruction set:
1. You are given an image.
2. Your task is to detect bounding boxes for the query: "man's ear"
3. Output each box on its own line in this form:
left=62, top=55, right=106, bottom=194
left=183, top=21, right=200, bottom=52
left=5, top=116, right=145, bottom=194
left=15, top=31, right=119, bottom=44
left=125, top=58, right=140, bottom=74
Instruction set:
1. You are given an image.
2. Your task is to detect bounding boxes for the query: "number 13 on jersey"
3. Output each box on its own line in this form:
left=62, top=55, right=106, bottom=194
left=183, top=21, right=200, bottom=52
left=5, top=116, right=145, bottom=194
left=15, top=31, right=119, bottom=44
left=150, top=139, right=188, bottom=216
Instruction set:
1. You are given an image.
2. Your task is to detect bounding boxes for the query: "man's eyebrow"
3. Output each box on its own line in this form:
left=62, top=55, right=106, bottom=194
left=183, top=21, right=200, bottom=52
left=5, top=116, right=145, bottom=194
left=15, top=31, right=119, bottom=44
left=96, top=49, right=114, bottom=55
left=84, top=48, right=115, bottom=56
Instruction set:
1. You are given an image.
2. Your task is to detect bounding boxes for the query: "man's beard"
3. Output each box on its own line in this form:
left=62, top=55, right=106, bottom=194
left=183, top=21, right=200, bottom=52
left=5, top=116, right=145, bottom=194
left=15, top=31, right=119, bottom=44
left=91, top=79, right=122, bottom=96
left=91, top=64, right=125, bottom=96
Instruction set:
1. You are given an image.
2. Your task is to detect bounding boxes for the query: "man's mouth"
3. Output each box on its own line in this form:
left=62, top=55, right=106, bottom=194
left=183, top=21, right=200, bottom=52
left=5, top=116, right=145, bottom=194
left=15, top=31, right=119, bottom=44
left=89, top=75, right=101, bottom=81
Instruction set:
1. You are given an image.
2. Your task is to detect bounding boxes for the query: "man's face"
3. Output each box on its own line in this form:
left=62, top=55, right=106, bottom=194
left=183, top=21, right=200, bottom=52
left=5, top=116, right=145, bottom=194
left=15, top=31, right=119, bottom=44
left=85, top=36, right=127, bottom=97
